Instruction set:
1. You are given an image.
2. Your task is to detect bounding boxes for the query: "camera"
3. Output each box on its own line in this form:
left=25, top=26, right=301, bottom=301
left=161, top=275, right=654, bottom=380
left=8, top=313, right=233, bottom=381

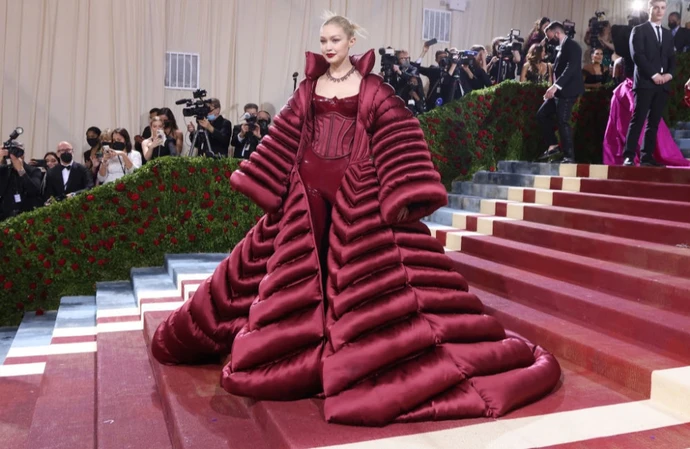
left=564, top=19, right=577, bottom=39
left=458, top=49, right=478, bottom=66
left=3, top=127, right=25, bottom=159
left=498, top=29, right=525, bottom=58
left=379, top=47, right=398, bottom=83
left=244, top=113, right=258, bottom=132
left=177, top=88, right=211, bottom=120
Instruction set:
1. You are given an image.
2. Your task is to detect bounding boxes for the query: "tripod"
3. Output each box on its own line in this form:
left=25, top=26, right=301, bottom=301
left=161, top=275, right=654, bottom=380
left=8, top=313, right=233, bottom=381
left=186, top=123, right=217, bottom=158
left=495, top=57, right=514, bottom=83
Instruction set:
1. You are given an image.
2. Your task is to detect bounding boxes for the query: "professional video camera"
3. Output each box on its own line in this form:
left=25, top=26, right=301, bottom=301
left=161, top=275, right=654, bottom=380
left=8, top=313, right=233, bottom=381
left=458, top=49, right=479, bottom=66
left=588, top=11, right=608, bottom=47
left=378, top=47, right=398, bottom=84
left=2, top=127, right=25, bottom=158
left=498, top=29, right=524, bottom=58
left=177, top=89, right=210, bottom=120
left=564, top=19, right=577, bottom=39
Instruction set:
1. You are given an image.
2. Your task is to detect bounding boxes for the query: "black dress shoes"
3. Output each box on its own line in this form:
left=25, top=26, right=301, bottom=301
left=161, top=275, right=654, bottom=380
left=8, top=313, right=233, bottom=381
left=623, top=158, right=635, bottom=166
left=537, top=147, right=563, bottom=162
left=561, top=158, right=575, bottom=164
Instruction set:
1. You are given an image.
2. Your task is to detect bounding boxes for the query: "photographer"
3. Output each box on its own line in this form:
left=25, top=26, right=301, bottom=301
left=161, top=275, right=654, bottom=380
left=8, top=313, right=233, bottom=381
left=459, top=46, right=492, bottom=94
left=585, top=14, right=613, bottom=67
left=487, top=35, right=523, bottom=84
left=186, top=98, right=232, bottom=157
left=391, top=50, right=426, bottom=115
left=0, top=141, right=43, bottom=221
left=414, top=44, right=458, bottom=109
left=44, top=141, right=94, bottom=202
left=231, top=103, right=268, bottom=159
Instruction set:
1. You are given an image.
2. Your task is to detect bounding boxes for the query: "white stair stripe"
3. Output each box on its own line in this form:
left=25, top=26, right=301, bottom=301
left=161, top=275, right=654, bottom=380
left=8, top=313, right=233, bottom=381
left=0, top=362, right=46, bottom=377
left=314, top=400, right=690, bottom=449
left=6, top=341, right=96, bottom=358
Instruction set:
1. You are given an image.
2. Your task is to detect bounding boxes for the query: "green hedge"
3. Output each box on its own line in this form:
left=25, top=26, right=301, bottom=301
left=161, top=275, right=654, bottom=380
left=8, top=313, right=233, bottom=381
left=0, top=158, right=261, bottom=326
left=421, top=53, right=690, bottom=189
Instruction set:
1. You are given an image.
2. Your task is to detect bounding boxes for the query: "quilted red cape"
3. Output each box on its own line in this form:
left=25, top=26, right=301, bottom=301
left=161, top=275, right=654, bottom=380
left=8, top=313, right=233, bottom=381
left=151, top=49, right=561, bottom=426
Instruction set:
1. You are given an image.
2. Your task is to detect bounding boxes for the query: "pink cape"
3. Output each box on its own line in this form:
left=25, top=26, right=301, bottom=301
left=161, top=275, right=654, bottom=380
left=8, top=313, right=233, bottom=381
left=603, top=78, right=690, bottom=167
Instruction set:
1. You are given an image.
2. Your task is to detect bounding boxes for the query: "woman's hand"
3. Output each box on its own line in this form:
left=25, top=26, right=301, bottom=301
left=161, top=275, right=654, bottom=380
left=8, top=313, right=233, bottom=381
left=397, top=206, right=410, bottom=223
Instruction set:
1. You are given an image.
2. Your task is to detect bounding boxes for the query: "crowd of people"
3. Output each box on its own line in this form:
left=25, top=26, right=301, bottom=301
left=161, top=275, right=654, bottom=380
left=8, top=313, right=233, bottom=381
left=0, top=100, right=272, bottom=221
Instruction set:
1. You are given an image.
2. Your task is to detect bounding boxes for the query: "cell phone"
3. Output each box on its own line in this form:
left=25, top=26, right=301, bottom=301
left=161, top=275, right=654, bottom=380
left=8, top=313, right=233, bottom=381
left=425, top=38, right=438, bottom=47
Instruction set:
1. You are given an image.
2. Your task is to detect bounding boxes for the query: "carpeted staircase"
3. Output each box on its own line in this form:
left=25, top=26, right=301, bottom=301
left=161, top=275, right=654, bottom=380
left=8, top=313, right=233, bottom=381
left=2, top=161, right=690, bottom=449
left=673, top=122, right=690, bottom=160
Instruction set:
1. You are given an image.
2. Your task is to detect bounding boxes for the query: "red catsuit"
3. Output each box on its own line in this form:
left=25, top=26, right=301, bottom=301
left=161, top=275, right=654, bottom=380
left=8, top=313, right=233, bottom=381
left=298, top=93, right=359, bottom=258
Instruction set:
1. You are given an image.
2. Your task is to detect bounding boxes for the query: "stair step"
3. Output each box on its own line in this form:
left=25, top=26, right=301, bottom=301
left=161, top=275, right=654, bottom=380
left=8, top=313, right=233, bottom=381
left=446, top=251, right=690, bottom=361
left=497, top=161, right=562, bottom=176
left=0, top=371, right=43, bottom=448
left=25, top=352, right=96, bottom=449
left=142, top=311, right=653, bottom=448
left=51, top=296, right=96, bottom=344
left=470, top=170, right=537, bottom=187
left=455, top=234, right=690, bottom=316
left=675, top=138, right=690, bottom=150
left=455, top=181, right=510, bottom=199
left=451, top=216, right=690, bottom=279
left=143, top=312, right=274, bottom=449
left=97, top=330, right=171, bottom=449
left=3, top=311, right=57, bottom=365
left=447, top=193, right=484, bottom=211
left=426, top=206, right=459, bottom=226
left=502, top=200, right=690, bottom=247
left=131, top=267, right=179, bottom=300
left=96, top=281, right=138, bottom=318
left=164, top=253, right=226, bottom=284
left=473, top=286, right=682, bottom=396
left=465, top=172, right=690, bottom=203
left=511, top=187, right=690, bottom=224
left=591, top=164, right=690, bottom=184
left=0, top=327, right=17, bottom=364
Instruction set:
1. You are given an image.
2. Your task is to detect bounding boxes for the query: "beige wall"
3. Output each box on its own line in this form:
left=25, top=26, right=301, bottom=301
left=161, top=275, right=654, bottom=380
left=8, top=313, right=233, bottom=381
left=0, top=0, right=656, bottom=160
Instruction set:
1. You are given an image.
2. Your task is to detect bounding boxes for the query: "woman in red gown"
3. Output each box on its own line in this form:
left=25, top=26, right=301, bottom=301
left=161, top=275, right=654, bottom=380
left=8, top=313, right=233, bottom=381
left=151, top=13, right=561, bottom=426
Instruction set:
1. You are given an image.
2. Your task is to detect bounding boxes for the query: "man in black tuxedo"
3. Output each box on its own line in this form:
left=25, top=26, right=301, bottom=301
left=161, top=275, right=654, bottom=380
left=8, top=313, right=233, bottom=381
left=668, top=11, right=690, bottom=53
left=624, top=0, right=675, bottom=167
left=0, top=142, right=44, bottom=220
left=536, top=22, right=584, bottom=164
left=44, top=141, right=93, bottom=202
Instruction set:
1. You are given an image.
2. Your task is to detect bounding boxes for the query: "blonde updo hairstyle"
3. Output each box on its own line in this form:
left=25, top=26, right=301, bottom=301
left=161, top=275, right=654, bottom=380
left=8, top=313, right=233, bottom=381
left=321, top=11, right=367, bottom=39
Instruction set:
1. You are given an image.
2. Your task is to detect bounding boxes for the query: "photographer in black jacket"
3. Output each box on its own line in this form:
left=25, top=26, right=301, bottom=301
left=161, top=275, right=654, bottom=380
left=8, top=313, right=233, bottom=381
left=459, top=45, right=493, bottom=94
left=186, top=98, right=232, bottom=157
left=0, top=141, right=43, bottom=220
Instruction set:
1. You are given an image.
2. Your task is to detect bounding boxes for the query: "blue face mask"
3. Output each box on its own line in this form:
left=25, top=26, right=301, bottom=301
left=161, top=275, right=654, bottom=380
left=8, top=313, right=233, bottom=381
left=207, top=114, right=217, bottom=121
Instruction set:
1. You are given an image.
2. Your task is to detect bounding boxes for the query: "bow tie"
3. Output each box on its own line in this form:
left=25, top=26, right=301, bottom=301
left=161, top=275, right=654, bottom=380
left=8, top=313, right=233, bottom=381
left=62, top=165, right=71, bottom=171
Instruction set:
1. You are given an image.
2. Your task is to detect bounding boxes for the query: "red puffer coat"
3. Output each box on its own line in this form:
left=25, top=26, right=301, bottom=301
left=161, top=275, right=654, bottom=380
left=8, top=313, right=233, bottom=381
left=151, top=49, right=561, bottom=426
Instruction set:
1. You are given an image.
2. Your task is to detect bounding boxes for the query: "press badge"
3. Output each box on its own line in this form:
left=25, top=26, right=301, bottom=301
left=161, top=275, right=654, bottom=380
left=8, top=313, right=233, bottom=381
left=14, top=194, right=21, bottom=203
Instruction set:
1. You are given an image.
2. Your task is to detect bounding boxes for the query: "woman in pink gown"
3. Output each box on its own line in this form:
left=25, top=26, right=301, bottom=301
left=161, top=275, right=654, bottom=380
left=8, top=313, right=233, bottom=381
left=604, top=24, right=690, bottom=167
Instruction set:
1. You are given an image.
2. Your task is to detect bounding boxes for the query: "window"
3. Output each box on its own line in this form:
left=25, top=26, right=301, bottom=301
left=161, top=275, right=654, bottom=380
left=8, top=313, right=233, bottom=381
left=165, top=52, right=200, bottom=90
left=423, top=8, right=452, bottom=43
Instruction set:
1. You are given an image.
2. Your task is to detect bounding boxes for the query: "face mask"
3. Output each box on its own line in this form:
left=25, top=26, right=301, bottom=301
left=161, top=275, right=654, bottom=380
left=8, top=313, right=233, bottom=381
left=258, top=119, right=269, bottom=129
left=87, top=137, right=99, bottom=147
left=207, top=114, right=217, bottom=121
left=111, top=142, right=126, bottom=151
left=59, top=152, right=73, bottom=164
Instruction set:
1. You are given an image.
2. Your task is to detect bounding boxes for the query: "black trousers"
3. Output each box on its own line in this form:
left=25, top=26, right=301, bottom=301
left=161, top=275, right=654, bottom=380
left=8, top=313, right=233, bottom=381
left=536, top=96, right=578, bottom=159
left=624, top=87, right=668, bottom=162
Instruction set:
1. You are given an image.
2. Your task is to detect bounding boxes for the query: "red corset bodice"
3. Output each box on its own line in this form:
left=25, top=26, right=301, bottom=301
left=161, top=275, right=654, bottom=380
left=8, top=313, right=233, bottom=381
left=299, top=93, right=359, bottom=205
left=311, top=93, right=358, bottom=159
